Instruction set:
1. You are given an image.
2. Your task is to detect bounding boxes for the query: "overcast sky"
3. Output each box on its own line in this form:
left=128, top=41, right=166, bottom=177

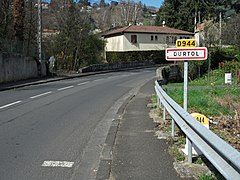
left=43, top=0, right=163, bottom=8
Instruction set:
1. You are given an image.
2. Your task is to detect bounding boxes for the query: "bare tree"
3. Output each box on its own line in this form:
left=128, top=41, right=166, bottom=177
left=13, top=0, right=25, bottom=41
left=0, top=0, right=13, bottom=38
left=24, top=0, right=38, bottom=56
left=119, top=0, right=142, bottom=25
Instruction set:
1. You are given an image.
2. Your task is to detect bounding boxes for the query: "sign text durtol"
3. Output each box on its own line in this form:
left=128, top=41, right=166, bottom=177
left=165, top=47, right=208, bottom=61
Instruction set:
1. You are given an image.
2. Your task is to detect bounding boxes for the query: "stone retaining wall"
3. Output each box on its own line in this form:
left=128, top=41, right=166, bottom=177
left=80, top=62, right=154, bottom=73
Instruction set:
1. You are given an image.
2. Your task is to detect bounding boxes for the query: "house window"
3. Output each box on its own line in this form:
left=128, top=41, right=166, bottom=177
left=166, top=36, right=177, bottom=44
left=166, top=36, right=169, bottom=43
left=167, top=36, right=173, bottom=44
left=173, top=36, right=177, bottom=43
left=151, top=35, right=154, bottom=41
left=131, top=35, right=137, bottom=43
left=155, top=36, right=158, bottom=41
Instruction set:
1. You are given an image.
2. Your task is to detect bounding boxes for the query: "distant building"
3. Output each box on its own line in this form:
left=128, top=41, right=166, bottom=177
left=50, top=0, right=72, bottom=9
left=42, top=29, right=59, bottom=39
left=102, top=25, right=194, bottom=52
left=34, top=2, right=49, bottom=10
left=195, top=23, right=205, bottom=47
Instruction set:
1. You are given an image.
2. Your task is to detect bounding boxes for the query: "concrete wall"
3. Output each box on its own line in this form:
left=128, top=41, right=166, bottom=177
left=0, top=53, right=46, bottom=83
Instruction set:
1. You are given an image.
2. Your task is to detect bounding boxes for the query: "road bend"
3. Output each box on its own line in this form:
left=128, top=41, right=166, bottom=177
left=0, top=68, right=156, bottom=180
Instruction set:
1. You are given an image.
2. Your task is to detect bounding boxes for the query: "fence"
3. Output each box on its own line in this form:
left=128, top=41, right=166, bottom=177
left=154, top=81, right=240, bottom=180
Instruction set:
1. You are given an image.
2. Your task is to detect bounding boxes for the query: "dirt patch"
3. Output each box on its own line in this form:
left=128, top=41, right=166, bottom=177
left=211, top=115, right=240, bottom=150
left=148, top=103, right=216, bottom=179
left=174, top=162, right=212, bottom=179
left=210, top=95, right=240, bottom=151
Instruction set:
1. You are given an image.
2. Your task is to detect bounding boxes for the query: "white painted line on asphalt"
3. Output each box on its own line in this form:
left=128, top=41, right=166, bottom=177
left=77, top=81, right=89, bottom=86
left=0, top=101, right=22, bottom=109
left=41, top=161, right=74, bottom=168
left=58, top=85, right=74, bottom=91
left=107, top=76, right=116, bottom=79
left=93, top=79, right=104, bottom=82
left=30, top=91, right=52, bottom=99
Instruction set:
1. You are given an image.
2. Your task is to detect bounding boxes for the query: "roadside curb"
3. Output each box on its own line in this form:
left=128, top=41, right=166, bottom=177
left=96, top=119, right=120, bottom=180
left=96, top=94, right=135, bottom=180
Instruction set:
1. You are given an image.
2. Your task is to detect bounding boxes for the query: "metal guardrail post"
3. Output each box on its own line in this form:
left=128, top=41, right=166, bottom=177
left=159, top=96, right=162, bottom=108
left=157, top=96, right=160, bottom=108
left=171, top=118, right=175, bottom=138
left=163, top=107, right=166, bottom=123
left=187, top=138, right=192, bottom=163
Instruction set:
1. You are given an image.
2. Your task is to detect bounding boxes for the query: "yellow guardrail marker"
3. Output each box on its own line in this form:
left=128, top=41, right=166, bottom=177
left=191, top=113, right=209, bottom=129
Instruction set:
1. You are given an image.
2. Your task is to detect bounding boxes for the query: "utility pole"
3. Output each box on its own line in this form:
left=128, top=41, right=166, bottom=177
left=194, top=8, right=197, bottom=32
left=219, top=12, right=222, bottom=47
left=198, top=11, right=201, bottom=24
left=38, top=0, right=42, bottom=63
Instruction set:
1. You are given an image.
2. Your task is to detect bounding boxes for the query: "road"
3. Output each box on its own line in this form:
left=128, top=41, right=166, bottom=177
left=0, top=68, right=156, bottom=180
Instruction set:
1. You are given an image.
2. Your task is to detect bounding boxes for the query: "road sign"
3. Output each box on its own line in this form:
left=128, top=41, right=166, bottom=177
left=191, top=113, right=209, bottom=129
left=165, top=47, right=208, bottom=61
left=176, top=39, right=196, bottom=48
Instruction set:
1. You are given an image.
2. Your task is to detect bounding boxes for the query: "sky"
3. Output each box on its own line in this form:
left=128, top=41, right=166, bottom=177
left=42, top=0, right=164, bottom=8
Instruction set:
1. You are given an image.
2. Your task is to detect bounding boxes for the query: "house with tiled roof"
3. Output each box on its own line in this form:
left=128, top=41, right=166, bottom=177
left=102, top=25, right=194, bottom=52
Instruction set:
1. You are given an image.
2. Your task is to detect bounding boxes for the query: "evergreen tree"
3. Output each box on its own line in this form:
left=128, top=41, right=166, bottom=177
left=143, top=4, right=147, bottom=13
left=99, top=0, right=106, bottom=8
left=79, top=0, right=90, bottom=7
left=155, top=0, right=240, bottom=32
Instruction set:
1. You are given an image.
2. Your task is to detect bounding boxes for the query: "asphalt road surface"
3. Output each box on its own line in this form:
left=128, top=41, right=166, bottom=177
left=0, top=68, right=156, bottom=180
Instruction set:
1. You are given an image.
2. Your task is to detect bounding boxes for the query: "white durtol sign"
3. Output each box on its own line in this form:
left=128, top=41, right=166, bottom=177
left=165, top=47, right=208, bottom=61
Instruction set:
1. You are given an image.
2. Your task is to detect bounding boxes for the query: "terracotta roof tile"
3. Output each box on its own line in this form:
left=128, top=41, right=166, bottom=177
left=103, top=25, right=193, bottom=37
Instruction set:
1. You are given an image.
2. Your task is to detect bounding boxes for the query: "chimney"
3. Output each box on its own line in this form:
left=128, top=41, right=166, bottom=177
left=162, top=21, right=166, bottom=27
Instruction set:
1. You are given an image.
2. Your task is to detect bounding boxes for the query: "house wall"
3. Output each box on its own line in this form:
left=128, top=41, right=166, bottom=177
left=105, top=33, right=193, bottom=52
left=105, top=35, right=124, bottom=51
left=123, top=33, right=168, bottom=51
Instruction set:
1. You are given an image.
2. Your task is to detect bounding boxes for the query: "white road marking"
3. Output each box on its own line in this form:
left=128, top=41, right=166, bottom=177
left=58, top=85, right=74, bottom=91
left=94, top=79, right=104, bottom=82
left=107, top=76, right=116, bottom=79
left=41, top=161, right=74, bottom=168
left=78, top=81, right=89, bottom=86
left=0, top=101, right=22, bottom=109
left=30, top=91, right=52, bottom=99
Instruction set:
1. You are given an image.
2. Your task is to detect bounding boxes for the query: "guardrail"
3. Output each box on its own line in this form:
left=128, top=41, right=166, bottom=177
left=154, top=81, right=240, bottom=180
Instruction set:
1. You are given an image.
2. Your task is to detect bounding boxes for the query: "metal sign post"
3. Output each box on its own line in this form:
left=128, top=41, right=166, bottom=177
left=183, top=61, right=192, bottom=163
